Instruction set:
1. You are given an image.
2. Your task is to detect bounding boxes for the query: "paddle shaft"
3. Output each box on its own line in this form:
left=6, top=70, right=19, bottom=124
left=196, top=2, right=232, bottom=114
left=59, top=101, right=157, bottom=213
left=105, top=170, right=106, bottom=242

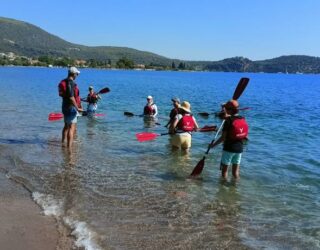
left=198, top=107, right=251, bottom=117
left=205, top=120, right=225, bottom=154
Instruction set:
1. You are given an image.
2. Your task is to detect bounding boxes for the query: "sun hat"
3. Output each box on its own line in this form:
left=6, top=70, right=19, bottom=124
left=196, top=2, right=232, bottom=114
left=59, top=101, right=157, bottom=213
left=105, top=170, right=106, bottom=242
left=68, top=66, right=80, bottom=74
left=147, top=95, right=153, bottom=99
left=223, top=99, right=239, bottom=110
left=180, top=101, right=191, bottom=113
left=171, top=97, right=180, bottom=103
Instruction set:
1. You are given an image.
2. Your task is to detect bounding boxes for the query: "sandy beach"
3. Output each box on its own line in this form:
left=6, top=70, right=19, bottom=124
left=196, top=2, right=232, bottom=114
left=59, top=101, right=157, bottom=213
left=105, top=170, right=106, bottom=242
left=0, top=172, right=76, bottom=250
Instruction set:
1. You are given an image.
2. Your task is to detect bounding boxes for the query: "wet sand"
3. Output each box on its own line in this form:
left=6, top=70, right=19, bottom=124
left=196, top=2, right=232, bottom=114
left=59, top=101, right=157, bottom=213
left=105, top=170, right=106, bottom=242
left=0, top=172, right=76, bottom=250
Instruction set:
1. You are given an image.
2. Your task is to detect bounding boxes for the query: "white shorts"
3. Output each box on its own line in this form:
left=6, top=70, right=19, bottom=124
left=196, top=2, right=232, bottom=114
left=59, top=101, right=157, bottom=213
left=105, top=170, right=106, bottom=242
left=171, top=133, right=192, bottom=149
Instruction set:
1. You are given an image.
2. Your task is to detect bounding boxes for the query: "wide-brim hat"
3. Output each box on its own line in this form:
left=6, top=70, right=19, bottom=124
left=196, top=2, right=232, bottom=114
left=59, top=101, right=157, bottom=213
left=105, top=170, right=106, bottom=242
left=180, top=101, right=191, bottom=113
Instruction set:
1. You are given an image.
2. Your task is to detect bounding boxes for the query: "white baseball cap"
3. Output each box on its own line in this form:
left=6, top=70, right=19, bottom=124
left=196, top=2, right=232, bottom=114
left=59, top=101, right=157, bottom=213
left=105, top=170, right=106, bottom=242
left=147, top=95, right=153, bottom=99
left=68, top=66, right=80, bottom=74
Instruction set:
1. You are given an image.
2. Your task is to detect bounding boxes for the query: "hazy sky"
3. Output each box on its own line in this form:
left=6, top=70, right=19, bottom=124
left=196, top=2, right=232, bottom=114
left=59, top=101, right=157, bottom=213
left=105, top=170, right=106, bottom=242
left=1, top=0, right=319, bottom=61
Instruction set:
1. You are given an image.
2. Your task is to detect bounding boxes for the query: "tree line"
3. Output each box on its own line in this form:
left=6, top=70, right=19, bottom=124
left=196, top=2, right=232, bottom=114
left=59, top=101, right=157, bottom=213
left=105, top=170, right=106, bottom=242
left=0, top=54, right=192, bottom=71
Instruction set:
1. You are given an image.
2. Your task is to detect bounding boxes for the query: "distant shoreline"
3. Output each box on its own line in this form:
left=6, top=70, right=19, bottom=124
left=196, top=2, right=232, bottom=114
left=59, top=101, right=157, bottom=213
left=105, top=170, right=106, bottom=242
left=0, top=64, right=316, bottom=75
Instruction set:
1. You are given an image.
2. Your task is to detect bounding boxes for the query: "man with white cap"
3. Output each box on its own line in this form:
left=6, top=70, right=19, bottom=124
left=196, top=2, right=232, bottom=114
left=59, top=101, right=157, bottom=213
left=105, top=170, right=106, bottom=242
left=60, top=66, right=83, bottom=149
left=143, top=95, right=158, bottom=118
left=165, top=97, right=180, bottom=130
left=171, top=101, right=199, bottom=151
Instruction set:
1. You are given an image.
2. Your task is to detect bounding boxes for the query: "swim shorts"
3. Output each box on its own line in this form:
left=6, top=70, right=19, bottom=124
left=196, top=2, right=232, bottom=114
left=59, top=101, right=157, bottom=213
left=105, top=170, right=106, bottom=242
left=63, top=106, right=78, bottom=124
left=221, top=150, right=242, bottom=165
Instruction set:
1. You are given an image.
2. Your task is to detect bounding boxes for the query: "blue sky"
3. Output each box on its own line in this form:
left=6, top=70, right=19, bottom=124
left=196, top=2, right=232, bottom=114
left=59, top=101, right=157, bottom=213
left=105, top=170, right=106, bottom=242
left=1, top=0, right=319, bottom=61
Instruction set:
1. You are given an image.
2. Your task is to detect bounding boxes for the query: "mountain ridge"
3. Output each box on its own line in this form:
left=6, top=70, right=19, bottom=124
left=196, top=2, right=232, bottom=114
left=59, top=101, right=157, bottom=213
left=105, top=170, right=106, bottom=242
left=1, top=16, right=320, bottom=73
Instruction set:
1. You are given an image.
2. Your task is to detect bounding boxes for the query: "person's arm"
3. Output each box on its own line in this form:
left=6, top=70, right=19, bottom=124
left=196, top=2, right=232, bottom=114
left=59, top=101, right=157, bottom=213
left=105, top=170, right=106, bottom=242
left=68, top=83, right=83, bottom=112
left=169, top=114, right=180, bottom=134
left=193, top=117, right=200, bottom=131
left=209, top=130, right=227, bottom=148
left=152, top=104, right=158, bottom=117
left=165, top=109, right=175, bottom=128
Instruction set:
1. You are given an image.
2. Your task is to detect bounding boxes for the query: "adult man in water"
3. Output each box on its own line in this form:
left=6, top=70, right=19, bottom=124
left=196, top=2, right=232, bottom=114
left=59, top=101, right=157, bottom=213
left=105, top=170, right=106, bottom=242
left=61, top=67, right=83, bottom=148
left=209, top=100, right=249, bottom=179
left=165, top=97, right=180, bottom=130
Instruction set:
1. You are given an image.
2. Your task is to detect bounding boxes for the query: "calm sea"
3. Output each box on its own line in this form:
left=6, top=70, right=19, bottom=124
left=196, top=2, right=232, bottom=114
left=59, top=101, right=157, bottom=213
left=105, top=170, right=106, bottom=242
left=0, top=67, right=319, bottom=249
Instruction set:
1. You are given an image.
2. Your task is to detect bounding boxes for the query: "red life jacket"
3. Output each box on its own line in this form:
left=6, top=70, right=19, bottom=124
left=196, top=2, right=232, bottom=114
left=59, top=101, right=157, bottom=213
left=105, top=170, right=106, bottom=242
left=74, top=84, right=81, bottom=107
left=87, top=93, right=98, bottom=104
left=229, top=117, right=249, bottom=140
left=58, top=79, right=68, bottom=97
left=144, top=104, right=155, bottom=115
left=177, top=114, right=195, bottom=132
left=58, top=79, right=80, bottom=102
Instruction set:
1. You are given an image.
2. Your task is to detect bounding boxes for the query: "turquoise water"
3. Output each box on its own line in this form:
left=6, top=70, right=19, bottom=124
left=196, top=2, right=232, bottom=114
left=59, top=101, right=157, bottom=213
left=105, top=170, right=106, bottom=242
left=0, top=67, right=319, bottom=249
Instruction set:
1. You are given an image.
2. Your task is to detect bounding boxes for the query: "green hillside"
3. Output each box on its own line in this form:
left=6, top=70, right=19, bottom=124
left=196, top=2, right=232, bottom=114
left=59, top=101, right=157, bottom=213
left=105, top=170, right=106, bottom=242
left=1, top=16, right=320, bottom=73
left=0, top=17, right=173, bottom=66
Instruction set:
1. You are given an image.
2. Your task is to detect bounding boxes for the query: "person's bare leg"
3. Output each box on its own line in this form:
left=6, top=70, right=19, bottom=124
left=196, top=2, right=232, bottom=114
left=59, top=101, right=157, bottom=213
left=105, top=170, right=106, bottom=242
left=181, top=147, right=190, bottom=155
left=62, top=123, right=69, bottom=144
left=232, top=164, right=240, bottom=179
left=221, top=163, right=229, bottom=179
left=67, top=123, right=76, bottom=148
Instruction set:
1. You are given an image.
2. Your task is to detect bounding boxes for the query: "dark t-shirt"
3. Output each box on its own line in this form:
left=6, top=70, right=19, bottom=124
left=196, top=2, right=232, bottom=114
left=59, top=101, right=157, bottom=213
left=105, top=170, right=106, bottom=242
left=62, top=79, right=75, bottom=110
left=222, top=115, right=245, bottom=153
left=169, top=108, right=179, bottom=120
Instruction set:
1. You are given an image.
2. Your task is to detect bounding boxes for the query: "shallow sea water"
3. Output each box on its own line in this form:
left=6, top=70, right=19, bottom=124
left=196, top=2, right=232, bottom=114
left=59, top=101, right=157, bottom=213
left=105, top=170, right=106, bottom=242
left=0, top=67, right=319, bottom=249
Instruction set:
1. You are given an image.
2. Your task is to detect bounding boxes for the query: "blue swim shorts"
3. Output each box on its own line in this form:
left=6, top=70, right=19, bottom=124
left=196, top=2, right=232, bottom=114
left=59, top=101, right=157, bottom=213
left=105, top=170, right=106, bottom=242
left=63, top=106, right=78, bottom=124
left=221, top=150, right=242, bottom=165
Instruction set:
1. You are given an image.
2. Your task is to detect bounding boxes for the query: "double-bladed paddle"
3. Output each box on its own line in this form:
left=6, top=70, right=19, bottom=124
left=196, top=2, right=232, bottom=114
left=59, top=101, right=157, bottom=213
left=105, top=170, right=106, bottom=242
left=198, top=77, right=249, bottom=117
left=198, top=107, right=251, bottom=117
left=136, top=125, right=217, bottom=142
left=48, top=87, right=109, bottom=121
left=48, top=112, right=105, bottom=121
left=81, top=87, right=110, bottom=101
left=97, top=87, right=110, bottom=94
left=190, top=77, right=249, bottom=177
left=189, top=120, right=225, bottom=176
left=124, top=112, right=162, bottom=125
left=48, top=112, right=64, bottom=121
left=124, top=111, right=143, bottom=117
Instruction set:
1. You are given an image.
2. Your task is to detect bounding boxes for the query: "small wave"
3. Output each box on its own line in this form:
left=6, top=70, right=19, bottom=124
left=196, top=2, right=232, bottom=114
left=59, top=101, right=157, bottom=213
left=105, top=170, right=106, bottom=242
left=32, top=192, right=63, bottom=216
left=64, top=217, right=102, bottom=250
left=32, top=192, right=102, bottom=250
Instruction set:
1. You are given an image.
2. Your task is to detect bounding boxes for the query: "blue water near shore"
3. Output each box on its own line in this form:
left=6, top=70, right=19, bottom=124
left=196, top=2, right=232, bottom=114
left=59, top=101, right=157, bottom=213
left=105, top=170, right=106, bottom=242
left=0, top=67, right=319, bottom=249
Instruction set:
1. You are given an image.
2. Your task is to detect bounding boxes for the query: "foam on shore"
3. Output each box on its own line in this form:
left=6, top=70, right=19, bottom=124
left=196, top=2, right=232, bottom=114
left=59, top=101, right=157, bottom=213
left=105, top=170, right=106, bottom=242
left=33, top=192, right=102, bottom=250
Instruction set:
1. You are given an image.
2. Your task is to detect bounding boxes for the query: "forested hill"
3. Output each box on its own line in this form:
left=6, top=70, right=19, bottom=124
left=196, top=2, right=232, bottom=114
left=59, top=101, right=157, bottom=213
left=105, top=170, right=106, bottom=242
left=1, top=16, right=320, bottom=73
left=0, top=17, right=172, bottom=65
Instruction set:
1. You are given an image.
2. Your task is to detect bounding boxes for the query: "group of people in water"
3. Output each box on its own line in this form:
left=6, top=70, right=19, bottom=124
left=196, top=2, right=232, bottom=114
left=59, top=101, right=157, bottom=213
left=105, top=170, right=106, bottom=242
left=59, top=66, right=248, bottom=179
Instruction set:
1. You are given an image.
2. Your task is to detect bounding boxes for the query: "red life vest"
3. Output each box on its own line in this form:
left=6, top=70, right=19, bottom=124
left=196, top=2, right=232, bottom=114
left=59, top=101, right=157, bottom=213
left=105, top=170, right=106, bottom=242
left=74, top=84, right=81, bottom=107
left=177, top=114, right=195, bottom=132
left=87, top=93, right=98, bottom=104
left=58, top=79, right=80, bottom=102
left=229, top=117, right=249, bottom=140
left=58, top=79, right=68, bottom=97
left=144, top=104, right=155, bottom=115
